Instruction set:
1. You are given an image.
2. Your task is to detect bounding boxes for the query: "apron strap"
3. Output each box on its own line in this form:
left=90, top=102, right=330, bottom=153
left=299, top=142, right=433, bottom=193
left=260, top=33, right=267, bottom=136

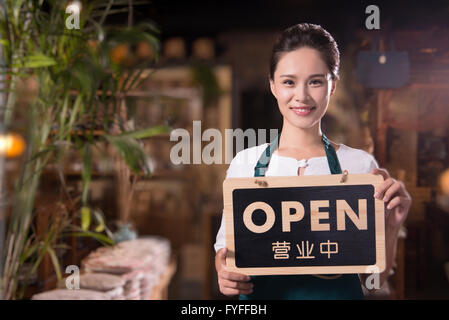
left=254, top=133, right=280, bottom=177
left=322, top=133, right=342, bottom=174
left=254, top=132, right=342, bottom=176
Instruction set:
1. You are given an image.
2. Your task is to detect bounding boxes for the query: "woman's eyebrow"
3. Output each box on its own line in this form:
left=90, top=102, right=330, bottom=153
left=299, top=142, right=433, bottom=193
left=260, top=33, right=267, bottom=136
left=279, top=73, right=326, bottom=78
left=308, top=74, right=326, bottom=78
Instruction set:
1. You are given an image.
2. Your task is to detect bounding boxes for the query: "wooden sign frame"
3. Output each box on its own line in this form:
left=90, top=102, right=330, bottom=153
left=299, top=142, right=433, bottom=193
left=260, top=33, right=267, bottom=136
left=223, top=173, right=386, bottom=276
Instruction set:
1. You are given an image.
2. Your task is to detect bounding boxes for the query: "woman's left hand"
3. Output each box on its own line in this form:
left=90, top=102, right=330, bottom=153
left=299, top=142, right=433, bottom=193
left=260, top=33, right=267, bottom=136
left=370, top=168, right=412, bottom=231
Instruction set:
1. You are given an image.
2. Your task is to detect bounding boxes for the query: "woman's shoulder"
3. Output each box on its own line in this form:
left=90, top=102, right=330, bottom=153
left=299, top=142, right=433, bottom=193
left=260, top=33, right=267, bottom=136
left=233, top=143, right=268, bottom=163
left=337, top=143, right=374, bottom=158
left=225, top=143, right=269, bottom=178
left=337, top=144, right=379, bottom=173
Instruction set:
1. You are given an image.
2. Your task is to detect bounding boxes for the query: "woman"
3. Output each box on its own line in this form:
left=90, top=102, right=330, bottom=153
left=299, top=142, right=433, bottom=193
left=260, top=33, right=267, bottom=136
left=214, top=23, right=412, bottom=300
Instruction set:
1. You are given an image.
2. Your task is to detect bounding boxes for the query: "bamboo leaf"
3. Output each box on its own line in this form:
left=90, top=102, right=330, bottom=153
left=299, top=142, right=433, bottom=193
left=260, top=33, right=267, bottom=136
left=72, top=231, right=114, bottom=246
left=104, top=135, right=150, bottom=175
left=81, top=144, right=92, bottom=205
left=0, top=38, right=9, bottom=47
left=14, top=54, right=57, bottom=68
left=30, top=225, right=56, bottom=276
left=26, top=144, right=58, bottom=164
left=46, top=247, right=62, bottom=281
left=19, top=242, right=39, bottom=265
left=67, top=95, right=83, bottom=134
left=80, top=206, right=91, bottom=231
left=116, top=125, right=170, bottom=139
left=92, top=209, right=105, bottom=233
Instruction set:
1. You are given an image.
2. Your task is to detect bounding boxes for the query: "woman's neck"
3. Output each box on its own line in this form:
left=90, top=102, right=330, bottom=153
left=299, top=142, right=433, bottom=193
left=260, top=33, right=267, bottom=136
left=278, top=120, right=323, bottom=151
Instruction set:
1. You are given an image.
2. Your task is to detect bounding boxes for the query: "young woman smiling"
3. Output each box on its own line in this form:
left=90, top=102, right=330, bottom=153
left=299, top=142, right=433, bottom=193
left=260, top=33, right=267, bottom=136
left=214, top=23, right=412, bottom=300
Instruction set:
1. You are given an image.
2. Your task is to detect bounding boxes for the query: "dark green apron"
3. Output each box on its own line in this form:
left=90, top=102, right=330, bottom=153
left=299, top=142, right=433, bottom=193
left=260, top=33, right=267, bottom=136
left=240, top=133, right=364, bottom=300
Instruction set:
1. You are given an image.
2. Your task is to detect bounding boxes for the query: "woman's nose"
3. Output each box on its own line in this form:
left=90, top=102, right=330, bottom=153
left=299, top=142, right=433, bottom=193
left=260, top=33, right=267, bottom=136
left=294, top=83, right=309, bottom=101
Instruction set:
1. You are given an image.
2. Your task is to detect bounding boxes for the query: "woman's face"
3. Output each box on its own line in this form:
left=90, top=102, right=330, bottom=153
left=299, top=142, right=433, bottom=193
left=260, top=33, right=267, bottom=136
left=270, top=47, right=336, bottom=130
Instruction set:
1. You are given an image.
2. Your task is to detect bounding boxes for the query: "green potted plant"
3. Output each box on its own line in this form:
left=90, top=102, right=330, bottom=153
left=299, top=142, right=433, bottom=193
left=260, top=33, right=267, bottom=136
left=0, top=0, right=168, bottom=299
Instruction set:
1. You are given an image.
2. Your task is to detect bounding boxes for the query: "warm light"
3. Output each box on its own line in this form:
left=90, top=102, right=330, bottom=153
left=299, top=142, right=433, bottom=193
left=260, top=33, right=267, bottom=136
left=439, top=168, right=449, bottom=195
left=379, top=54, right=387, bottom=64
left=0, top=133, right=26, bottom=158
left=67, top=1, right=82, bottom=13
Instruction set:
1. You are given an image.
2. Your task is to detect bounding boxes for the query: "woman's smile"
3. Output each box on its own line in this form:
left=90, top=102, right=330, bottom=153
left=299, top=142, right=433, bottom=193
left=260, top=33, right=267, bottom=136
left=290, top=106, right=316, bottom=116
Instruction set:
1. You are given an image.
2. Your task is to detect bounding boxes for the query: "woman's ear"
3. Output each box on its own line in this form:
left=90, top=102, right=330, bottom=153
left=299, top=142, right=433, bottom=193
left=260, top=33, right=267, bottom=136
left=330, top=79, right=338, bottom=96
left=269, top=78, right=277, bottom=99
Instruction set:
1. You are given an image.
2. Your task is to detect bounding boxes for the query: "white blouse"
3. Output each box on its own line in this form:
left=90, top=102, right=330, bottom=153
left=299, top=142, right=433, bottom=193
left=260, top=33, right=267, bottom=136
left=214, top=142, right=379, bottom=252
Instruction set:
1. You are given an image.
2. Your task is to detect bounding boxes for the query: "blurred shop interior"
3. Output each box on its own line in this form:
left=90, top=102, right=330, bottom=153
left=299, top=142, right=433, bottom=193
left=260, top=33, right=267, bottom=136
left=1, top=0, right=449, bottom=300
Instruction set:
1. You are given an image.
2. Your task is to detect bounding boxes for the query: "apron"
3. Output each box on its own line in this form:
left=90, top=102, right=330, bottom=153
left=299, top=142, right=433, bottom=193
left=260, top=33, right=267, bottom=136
left=240, top=133, right=364, bottom=300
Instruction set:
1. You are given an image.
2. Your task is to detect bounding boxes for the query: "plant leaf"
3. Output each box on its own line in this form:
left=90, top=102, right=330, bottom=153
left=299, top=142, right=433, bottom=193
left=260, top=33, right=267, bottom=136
left=104, top=135, right=150, bottom=175
left=0, top=39, right=9, bottom=47
left=81, top=144, right=92, bottom=205
left=92, top=209, right=106, bottom=233
left=81, top=206, right=91, bottom=231
left=72, top=231, right=115, bottom=246
left=15, top=54, right=57, bottom=68
left=116, top=125, right=170, bottom=139
left=47, top=247, right=62, bottom=281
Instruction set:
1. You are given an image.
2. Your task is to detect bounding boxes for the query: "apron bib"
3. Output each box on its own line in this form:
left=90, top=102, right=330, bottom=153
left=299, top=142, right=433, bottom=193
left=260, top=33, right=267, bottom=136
left=240, top=133, right=364, bottom=300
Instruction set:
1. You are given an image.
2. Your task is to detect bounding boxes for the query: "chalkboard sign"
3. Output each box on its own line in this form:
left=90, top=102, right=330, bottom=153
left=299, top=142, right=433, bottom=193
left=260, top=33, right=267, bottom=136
left=223, top=174, right=385, bottom=275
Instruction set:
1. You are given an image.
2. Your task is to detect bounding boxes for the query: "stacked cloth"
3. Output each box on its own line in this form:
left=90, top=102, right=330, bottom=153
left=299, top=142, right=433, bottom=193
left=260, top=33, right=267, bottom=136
left=31, top=289, right=111, bottom=300
left=57, top=272, right=127, bottom=299
left=31, top=236, right=171, bottom=300
left=82, top=236, right=171, bottom=300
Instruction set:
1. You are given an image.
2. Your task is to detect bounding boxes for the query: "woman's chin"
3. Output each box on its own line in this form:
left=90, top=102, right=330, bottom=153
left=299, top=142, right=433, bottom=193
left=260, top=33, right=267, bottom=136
left=284, top=116, right=318, bottom=130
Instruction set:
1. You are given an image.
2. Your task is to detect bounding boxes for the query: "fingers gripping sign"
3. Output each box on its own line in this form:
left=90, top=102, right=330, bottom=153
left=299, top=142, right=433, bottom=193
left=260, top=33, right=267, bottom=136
left=215, top=248, right=253, bottom=296
left=370, top=168, right=411, bottom=230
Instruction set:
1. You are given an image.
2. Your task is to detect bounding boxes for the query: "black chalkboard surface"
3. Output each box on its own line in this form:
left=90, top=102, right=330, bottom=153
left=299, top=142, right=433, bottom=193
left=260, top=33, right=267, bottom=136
left=223, top=174, right=385, bottom=275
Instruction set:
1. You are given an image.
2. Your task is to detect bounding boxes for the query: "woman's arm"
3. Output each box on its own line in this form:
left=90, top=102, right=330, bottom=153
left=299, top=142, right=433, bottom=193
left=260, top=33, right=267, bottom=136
left=361, top=168, right=411, bottom=291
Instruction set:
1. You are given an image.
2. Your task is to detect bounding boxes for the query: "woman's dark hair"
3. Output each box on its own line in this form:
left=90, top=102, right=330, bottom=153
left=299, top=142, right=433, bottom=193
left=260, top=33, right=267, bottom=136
left=269, top=23, right=340, bottom=81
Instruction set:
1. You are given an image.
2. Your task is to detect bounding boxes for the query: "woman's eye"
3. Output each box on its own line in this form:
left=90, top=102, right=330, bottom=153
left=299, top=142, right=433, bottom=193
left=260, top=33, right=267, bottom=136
left=310, top=79, right=323, bottom=86
left=283, top=80, right=294, bottom=86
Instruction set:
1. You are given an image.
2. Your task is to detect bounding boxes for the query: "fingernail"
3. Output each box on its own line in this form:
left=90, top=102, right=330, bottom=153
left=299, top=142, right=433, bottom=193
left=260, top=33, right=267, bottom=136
left=383, top=197, right=388, bottom=202
left=374, top=192, right=380, bottom=199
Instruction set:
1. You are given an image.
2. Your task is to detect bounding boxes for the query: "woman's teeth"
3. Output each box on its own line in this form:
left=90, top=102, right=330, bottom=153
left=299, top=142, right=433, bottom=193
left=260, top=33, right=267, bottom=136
left=291, top=106, right=315, bottom=115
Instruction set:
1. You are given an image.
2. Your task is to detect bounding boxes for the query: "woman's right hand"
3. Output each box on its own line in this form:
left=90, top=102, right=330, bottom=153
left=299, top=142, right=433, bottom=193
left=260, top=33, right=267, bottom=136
left=215, top=248, right=254, bottom=296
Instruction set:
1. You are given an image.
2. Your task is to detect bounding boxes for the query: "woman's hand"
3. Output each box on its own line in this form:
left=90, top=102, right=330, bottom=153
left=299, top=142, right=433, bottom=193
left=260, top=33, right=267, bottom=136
left=370, top=168, right=411, bottom=231
left=215, top=248, right=254, bottom=296
left=360, top=168, right=412, bottom=290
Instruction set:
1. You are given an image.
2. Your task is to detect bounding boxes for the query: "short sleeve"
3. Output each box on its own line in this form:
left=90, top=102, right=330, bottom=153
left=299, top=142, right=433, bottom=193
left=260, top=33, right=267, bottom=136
left=214, top=212, right=226, bottom=253
left=214, top=148, right=258, bottom=252
left=213, top=156, right=240, bottom=253
left=366, top=154, right=379, bottom=173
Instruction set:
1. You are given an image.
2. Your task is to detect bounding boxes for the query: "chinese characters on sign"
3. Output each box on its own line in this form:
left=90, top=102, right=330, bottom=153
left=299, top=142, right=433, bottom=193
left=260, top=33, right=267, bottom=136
left=272, top=241, right=291, bottom=259
left=296, top=241, right=315, bottom=260
left=272, top=240, right=338, bottom=260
